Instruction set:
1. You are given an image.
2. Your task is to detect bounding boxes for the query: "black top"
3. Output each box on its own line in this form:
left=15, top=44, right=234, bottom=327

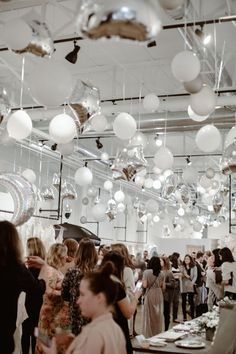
left=0, top=263, right=45, bottom=354
left=113, top=283, right=133, bottom=354
left=25, top=267, right=44, bottom=323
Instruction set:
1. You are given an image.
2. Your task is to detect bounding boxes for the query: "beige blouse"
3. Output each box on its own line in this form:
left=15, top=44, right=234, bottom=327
left=66, top=313, right=127, bottom=354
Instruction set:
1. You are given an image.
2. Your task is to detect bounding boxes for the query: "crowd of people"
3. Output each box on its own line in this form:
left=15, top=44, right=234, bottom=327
left=1, top=220, right=236, bottom=354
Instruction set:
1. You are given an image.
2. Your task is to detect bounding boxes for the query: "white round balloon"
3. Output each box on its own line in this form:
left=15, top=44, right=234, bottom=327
left=182, top=166, right=198, bottom=184
left=184, top=75, right=203, bottom=94
left=205, top=167, right=215, bottom=179
left=143, top=93, right=160, bottom=112
left=113, top=112, right=137, bottom=140
left=91, top=203, right=107, bottom=221
left=87, top=186, right=97, bottom=197
left=154, top=146, right=174, bottom=170
left=114, top=190, right=125, bottom=202
left=104, top=180, right=113, bottom=191
left=117, top=202, right=126, bottom=213
left=190, top=85, right=216, bottom=116
left=49, top=114, right=76, bottom=144
left=193, top=220, right=202, bottom=232
left=188, top=105, right=209, bottom=122
left=74, top=167, right=93, bottom=186
left=171, top=51, right=201, bottom=82
left=2, top=19, right=32, bottom=50
left=57, top=141, right=75, bottom=156
left=101, top=152, right=109, bottom=161
left=22, top=169, right=36, bottom=184
left=145, top=199, right=159, bottom=213
left=28, top=61, right=74, bottom=107
left=91, top=113, right=108, bottom=132
left=144, top=178, right=153, bottom=189
left=135, top=175, right=145, bottom=186
left=130, top=132, right=147, bottom=147
left=196, top=125, right=221, bottom=152
left=7, top=110, right=32, bottom=140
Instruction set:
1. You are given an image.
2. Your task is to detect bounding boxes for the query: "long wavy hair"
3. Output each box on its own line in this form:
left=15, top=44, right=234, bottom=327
left=111, top=243, right=135, bottom=269
left=47, top=243, right=67, bottom=269
left=0, top=221, right=22, bottom=267
left=27, top=237, right=46, bottom=260
left=75, top=238, right=98, bottom=274
left=148, top=256, right=161, bottom=277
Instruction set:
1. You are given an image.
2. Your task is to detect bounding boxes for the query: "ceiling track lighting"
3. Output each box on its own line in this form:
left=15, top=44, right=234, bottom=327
left=154, top=133, right=163, bottom=147
left=186, top=155, right=191, bottom=165
left=147, top=40, right=157, bottom=48
left=96, top=137, right=103, bottom=150
left=65, top=40, right=81, bottom=64
left=195, top=25, right=211, bottom=46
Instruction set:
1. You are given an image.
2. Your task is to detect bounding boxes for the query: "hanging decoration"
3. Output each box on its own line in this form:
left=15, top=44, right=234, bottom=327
left=22, top=169, right=36, bottom=184
left=113, top=112, right=137, bottom=140
left=91, top=203, right=107, bottom=221
left=190, top=85, right=216, bottom=116
left=52, top=173, right=60, bottom=189
left=74, top=166, right=93, bottom=186
left=0, top=172, right=36, bottom=226
left=7, top=110, right=32, bottom=140
left=159, top=0, right=189, bottom=20
left=61, top=181, right=77, bottom=200
left=49, top=113, right=77, bottom=144
left=143, top=93, right=160, bottom=112
left=77, top=0, right=162, bottom=42
left=171, top=50, right=201, bottom=83
left=91, top=113, right=108, bottom=132
left=111, top=145, right=147, bottom=181
left=221, top=139, right=236, bottom=174
left=0, top=87, right=11, bottom=124
left=195, top=125, right=221, bottom=153
left=41, top=186, right=55, bottom=201
left=69, top=80, right=100, bottom=134
left=154, top=146, right=174, bottom=171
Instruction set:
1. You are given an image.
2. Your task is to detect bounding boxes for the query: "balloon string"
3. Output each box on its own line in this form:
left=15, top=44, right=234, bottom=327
left=138, top=82, right=143, bottom=131
left=20, top=56, right=25, bottom=108
left=38, top=147, right=43, bottom=190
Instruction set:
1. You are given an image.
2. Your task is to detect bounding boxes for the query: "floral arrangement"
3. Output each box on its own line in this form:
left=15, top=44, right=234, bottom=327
left=196, top=308, right=219, bottom=330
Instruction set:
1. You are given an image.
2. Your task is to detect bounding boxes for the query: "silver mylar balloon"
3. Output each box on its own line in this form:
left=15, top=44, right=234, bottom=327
left=82, top=197, right=89, bottom=205
left=162, top=174, right=177, bottom=198
left=69, top=80, right=100, bottom=134
left=77, top=0, right=162, bottom=42
left=212, top=193, right=224, bottom=214
left=62, top=182, right=77, bottom=200
left=87, top=186, right=98, bottom=198
left=41, top=186, right=55, bottom=201
left=106, top=209, right=117, bottom=221
left=111, top=145, right=147, bottom=181
left=159, top=0, right=190, bottom=20
left=80, top=216, right=87, bottom=224
left=14, top=13, right=54, bottom=57
left=0, top=172, right=36, bottom=226
left=52, top=173, right=60, bottom=189
left=0, top=87, right=11, bottom=124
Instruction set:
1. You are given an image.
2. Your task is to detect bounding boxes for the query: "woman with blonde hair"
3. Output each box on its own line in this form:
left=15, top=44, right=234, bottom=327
left=21, top=237, right=46, bottom=354
left=61, top=238, right=98, bottom=335
left=60, top=239, right=78, bottom=274
left=36, top=243, right=69, bottom=354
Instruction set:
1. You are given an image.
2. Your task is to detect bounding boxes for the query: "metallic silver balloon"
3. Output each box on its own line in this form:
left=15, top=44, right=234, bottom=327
left=0, top=87, right=11, bottom=124
left=61, top=181, right=77, bottom=200
left=212, top=193, right=224, bottom=213
left=162, top=174, right=177, bottom=198
left=107, top=198, right=116, bottom=210
left=0, top=172, right=36, bottom=226
left=14, top=13, right=54, bottom=57
left=41, top=186, right=55, bottom=201
left=77, top=0, right=162, bottom=42
left=87, top=186, right=98, bottom=198
left=69, top=80, right=100, bottom=134
left=159, top=0, right=190, bottom=20
left=64, top=202, right=72, bottom=213
left=111, top=145, right=147, bottom=181
left=52, top=173, right=60, bottom=189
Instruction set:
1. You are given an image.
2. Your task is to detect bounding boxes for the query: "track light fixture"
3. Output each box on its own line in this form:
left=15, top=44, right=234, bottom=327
left=147, top=40, right=157, bottom=48
left=195, top=25, right=211, bottom=46
left=96, top=137, right=103, bottom=149
left=154, top=133, right=162, bottom=147
left=65, top=40, right=81, bottom=64
left=186, top=155, right=191, bottom=165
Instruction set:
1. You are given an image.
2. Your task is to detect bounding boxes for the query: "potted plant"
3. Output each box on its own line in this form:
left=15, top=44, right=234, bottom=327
left=195, top=308, right=219, bottom=341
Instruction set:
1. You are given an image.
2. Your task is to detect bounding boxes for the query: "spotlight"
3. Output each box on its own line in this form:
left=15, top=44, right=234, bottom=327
left=51, top=143, right=57, bottom=151
left=195, top=25, right=211, bottom=46
left=96, top=137, right=103, bottom=149
left=147, top=40, right=157, bottom=48
left=186, top=155, right=192, bottom=165
left=154, top=133, right=162, bottom=147
left=65, top=40, right=81, bottom=64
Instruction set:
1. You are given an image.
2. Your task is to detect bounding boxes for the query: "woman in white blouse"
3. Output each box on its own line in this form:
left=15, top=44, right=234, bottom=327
left=219, top=247, right=236, bottom=300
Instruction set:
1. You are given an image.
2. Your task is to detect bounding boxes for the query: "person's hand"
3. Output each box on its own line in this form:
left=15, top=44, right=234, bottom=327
left=40, top=337, right=57, bottom=354
left=134, top=288, right=143, bottom=300
left=26, top=256, right=46, bottom=269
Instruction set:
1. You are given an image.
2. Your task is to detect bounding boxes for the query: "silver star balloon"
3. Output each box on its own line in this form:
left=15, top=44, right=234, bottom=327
left=69, top=80, right=100, bottom=134
left=41, top=186, right=55, bottom=201
left=111, top=145, right=147, bottom=181
left=61, top=180, right=77, bottom=200
left=0, top=172, right=36, bottom=226
left=14, top=12, right=54, bottom=57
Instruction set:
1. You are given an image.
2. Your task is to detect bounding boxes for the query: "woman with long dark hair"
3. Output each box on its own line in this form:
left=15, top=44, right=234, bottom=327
left=219, top=247, right=236, bottom=300
left=142, top=256, right=164, bottom=337
left=0, top=221, right=46, bottom=354
left=180, top=254, right=197, bottom=321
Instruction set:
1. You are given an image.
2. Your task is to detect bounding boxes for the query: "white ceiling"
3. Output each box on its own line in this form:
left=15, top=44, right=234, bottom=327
left=1, top=0, right=236, bottom=229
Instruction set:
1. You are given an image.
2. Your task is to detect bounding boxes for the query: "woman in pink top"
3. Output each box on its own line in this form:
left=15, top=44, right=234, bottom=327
left=40, top=262, right=127, bottom=354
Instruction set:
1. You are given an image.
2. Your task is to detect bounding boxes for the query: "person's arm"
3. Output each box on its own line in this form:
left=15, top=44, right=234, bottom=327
left=20, top=263, right=45, bottom=295
left=142, top=270, right=148, bottom=288
left=191, top=266, right=198, bottom=284
left=221, top=262, right=231, bottom=285
left=40, top=337, right=57, bottom=354
left=165, top=271, right=175, bottom=289
left=117, top=292, right=140, bottom=319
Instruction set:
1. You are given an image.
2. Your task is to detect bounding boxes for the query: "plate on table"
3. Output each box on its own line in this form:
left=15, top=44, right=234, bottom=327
left=175, top=339, right=206, bottom=349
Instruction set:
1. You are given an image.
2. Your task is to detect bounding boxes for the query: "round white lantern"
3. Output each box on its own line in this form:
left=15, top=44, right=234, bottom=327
left=190, top=85, right=216, bottom=116
left=114, top=190, right=125, bottom=203
left=154, top=146, right=174, bottom=170
left=28, top=60, right=74, bottom=107
left=104, top=180, right=113, bottom=191
left=196, top=125, right=221, bottom=153
left=188, top=105, right=209, bottom=122
left=7, top=110, right=32, bottom=140
left=113, top=112, right=137, bottom=140
left=143, top=93, right=160, bottom=112
left=22, top=169, right=36, bottom=184
left=2, top=19, right=32, bottom=50
left=91, top=203, right=107, bottom=221
left=117, top=202, right=126, bottom=213
left=130, top=132, right=147, bottom=147
left=49, top=114, right=76, bottom=144
left=74, top=167, right=93, bottom=186
left=171, top=51, right=201, bottom=82
left=91, top=113, right=108, bottom=132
